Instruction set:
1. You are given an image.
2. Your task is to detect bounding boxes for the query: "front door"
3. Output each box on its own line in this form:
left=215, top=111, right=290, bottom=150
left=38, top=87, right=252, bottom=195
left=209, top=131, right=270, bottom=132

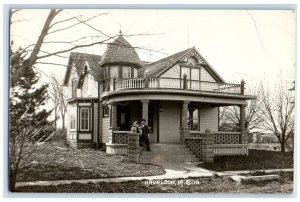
left=117, top=105, right=131, bottom=131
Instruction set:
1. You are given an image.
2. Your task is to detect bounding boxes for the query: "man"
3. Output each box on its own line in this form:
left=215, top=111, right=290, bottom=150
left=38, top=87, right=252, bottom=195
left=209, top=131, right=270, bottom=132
left=141, top=118, right=151, bottom=151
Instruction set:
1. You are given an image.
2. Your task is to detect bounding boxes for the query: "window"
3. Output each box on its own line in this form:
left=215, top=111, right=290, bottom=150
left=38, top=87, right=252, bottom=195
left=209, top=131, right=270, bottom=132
left=134, top=68, right=138, bottom=78
left=71, top=79, right=77, bottom=98
left=110, top=66, right=119, bottom=78
left=70, top=108, right=76, bottom=130
left=191, top=68, right=200, bottom=80
left=80, top=108, right=90, bottom=131
left=181, top=67, right=190, bottom=79
left=188, top=108, right=199, bottom=130
left=122, top=66, right=131, bottom=79
left=103, top=105, right=109, bottom=117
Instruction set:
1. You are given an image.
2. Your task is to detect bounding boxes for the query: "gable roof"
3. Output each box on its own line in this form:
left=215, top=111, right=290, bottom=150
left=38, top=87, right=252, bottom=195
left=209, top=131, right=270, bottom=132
left=138, top=48, right=192, bottom=77
left=100, top=35, right=141, bottom=67
left=63, top=52, right=102, bottom=85
left=138, top=47, right=225, bottom=83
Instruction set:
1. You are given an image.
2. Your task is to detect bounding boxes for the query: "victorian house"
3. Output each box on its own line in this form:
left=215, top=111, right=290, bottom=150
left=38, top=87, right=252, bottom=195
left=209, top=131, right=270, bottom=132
left=63, top=32, right=255, bottom=163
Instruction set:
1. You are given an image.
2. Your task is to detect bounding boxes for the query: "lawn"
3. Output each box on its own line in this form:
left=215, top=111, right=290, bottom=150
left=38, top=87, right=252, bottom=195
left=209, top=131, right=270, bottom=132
left=16, top=172, right=293, bottom=193
left=199, top=149, right=293, bottom=172
left=17, top=144, right=165, bottom=182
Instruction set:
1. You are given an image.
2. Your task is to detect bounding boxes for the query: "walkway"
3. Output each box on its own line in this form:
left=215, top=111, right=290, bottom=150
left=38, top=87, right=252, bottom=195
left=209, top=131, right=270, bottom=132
left=15, top=162, right=293, bottom=188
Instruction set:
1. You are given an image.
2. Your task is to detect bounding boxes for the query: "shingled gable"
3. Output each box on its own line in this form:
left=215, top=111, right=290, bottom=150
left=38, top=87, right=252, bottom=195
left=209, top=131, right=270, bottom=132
left=63, top=52, right=102, bottom=86
left=138, top=47, right=225, bottom=83
left=99, top=34, right=142, bottom=68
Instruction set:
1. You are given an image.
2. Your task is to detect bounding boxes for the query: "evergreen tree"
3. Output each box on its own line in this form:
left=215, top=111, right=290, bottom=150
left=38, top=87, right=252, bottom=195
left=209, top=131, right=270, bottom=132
left=9, top=47, right=53, bottom=191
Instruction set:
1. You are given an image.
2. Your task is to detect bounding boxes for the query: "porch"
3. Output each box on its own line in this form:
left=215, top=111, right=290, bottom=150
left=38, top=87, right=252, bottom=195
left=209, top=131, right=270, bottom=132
left=105, top=98, right=249, bottom=162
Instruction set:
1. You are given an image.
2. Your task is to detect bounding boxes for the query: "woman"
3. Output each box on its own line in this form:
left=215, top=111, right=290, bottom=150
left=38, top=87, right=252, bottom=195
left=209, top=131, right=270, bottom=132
left=131, top=121, right=142, bottom=146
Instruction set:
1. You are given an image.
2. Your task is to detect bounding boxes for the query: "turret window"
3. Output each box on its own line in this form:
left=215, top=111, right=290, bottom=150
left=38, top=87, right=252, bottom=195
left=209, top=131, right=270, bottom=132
left=122, top=66, right=131, bottom=79
left=110, top=66, right=119, bottom=78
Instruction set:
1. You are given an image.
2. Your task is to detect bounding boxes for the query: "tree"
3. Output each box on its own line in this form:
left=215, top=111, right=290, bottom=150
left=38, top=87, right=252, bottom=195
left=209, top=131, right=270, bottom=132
left=9, top=47, right=53, bottom=191
left=48, top=76, right=68, bottom=140
left=260, top=82, right=294, bottom=153
left=219, top=87, right=263, bottom=140
left=10, top=9, right=164, bottom=87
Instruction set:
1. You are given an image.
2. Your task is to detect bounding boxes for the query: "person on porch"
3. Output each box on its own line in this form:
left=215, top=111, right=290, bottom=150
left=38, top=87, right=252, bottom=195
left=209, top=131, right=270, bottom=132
left=141, top=118, right=151, bottom=151
left=131, top=121, right=142, bottom=147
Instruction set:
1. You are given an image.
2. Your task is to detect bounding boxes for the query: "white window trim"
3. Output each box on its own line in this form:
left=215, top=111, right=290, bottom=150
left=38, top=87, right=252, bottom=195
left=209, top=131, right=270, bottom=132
left=80, top=107, right=90, bottom=131
left=70, top=108, right=76, bottom=131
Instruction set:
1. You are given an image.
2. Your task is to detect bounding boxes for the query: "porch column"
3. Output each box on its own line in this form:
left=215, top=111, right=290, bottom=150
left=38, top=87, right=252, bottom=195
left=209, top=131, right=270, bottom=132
left=239, top=104, right=248, bottom=144
left=108, top=102, right=119, bottom=143
left=141, top=99, right=149, bottom=123
left=180, top=101, right=190, bottom=144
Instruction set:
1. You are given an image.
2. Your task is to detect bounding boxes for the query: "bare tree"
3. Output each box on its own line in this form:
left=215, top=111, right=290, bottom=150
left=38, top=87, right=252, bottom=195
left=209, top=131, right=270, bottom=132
left=260, top=83, right=295, bottom=153
left=219, top=87, right=263, bottom=139
left=48, top=76, right=68, bottom=139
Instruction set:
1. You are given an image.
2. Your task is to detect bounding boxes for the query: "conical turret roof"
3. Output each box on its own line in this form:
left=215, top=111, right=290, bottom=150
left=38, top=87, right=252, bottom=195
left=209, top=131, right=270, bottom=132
left=101, top=33, right=141, bottom=67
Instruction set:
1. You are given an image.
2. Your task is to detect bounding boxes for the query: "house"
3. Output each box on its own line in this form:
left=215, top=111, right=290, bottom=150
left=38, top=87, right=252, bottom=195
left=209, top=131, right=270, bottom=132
left=63, top=32, right=255, bottom=162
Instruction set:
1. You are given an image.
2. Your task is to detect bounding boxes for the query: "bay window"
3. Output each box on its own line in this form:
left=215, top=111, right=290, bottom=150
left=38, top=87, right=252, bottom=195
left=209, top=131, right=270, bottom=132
left=80, top=108, right=90, bottom=131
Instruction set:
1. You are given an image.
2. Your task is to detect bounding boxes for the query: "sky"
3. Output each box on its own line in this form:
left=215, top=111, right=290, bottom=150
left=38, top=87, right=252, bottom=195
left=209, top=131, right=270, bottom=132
left=10, top=9, right=296, bottom=86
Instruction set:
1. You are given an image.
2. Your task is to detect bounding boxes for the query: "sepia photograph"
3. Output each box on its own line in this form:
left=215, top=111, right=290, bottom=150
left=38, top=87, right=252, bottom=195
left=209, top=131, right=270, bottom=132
left=6, top=6, right=295, bottom=195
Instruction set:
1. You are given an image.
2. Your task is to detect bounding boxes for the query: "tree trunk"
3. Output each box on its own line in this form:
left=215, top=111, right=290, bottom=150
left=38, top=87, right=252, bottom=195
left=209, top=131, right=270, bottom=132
left=9, top=170, right=17, bottom=192
left=280, top=141, right=285, bottom=153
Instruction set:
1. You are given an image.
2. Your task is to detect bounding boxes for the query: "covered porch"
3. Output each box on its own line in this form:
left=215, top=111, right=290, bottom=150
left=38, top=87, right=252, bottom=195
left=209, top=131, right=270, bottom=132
left=105, top=97, right=249, bottom=161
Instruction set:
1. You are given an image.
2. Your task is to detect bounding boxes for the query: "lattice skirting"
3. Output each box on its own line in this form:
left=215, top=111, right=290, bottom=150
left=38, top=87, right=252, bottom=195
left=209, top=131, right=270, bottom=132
left=214, top=133, right=240, bottom=144
left=186, top=139, right=202, bottom=159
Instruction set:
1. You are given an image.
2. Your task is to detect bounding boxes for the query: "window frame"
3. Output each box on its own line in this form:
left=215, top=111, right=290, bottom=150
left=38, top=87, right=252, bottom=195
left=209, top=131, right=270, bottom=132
left=70, top=108, right=76, bottom=131
left=110, top=66, right=119, bottom=79
left=79, top=107, right=90, bottom=131
left=122, top=66, right=131, bottom=79
left=103, top=105, right=109, bottom=117
left=187, top=108, right=200, bottom=131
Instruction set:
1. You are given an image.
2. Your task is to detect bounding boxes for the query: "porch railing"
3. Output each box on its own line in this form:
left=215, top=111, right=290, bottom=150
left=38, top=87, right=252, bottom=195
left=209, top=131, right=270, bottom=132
left=189, top=131, right=241, bottom=144
left=105, top=77, right=244, bottom=95
left=186, top=131, right=248, bottom=159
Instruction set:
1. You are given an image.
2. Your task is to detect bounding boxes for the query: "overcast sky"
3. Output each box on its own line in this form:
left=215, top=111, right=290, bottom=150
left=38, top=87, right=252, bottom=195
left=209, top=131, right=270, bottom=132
left=10, top=9, right=295, bottom=88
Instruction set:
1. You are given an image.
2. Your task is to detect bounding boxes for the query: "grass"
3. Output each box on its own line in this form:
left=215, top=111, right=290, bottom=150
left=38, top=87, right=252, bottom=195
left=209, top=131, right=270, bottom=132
left=198, top=149, right=293, bottom=172
left=17, top=144, right=165, bottom=182
left=16, top=172, right=293, bottom=193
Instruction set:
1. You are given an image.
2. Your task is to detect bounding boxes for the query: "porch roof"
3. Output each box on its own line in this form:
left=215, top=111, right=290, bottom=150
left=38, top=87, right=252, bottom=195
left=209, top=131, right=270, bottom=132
left=101, top=89, right=255, bottom=106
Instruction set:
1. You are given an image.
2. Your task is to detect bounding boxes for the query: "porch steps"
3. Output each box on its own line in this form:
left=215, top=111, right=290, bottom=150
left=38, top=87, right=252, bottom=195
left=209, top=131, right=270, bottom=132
left=139, top=144, right=200, bottom=163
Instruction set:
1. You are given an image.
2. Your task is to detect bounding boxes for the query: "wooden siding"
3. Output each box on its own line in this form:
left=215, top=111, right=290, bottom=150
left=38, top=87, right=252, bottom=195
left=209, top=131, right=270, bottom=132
left=159, top=101, right=180, bottom=143
left=81, top=73, right=98, bottom=97
left=199, top=106, right=218, bottom=132
left=93, top=103, right=98, bottom=143
left=201, top=67, right=216, bottom=82
left=102, top=117, right=110, bottom=143
left=160, top=64, right=180, bottom=78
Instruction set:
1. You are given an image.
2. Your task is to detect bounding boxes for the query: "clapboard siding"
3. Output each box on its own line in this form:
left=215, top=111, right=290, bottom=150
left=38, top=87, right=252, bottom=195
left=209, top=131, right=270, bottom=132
left=200, top=106, right=218, bottom=132
left=160, top=64, right=180, bottom=78
left=201, top=67, right=216, bottom=82
left=102, top=117, right=110, bottom=143
left=159, top=101, right=180, bottom=143
left=93, top=103, right=98, bottom=143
